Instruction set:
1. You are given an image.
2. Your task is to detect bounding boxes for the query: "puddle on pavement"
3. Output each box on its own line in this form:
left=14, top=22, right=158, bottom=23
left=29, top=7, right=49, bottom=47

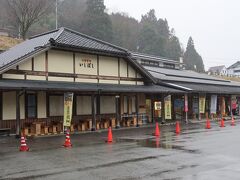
left=117, top=134, right=200, bottom=154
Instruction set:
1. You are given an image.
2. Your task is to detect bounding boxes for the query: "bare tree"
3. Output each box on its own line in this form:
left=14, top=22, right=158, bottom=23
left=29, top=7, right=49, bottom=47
left=6, top=0, right=53, bottom=39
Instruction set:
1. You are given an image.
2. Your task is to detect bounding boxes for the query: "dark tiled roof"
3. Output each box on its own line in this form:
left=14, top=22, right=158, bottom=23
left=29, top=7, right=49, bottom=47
left=54, top=28, right=128, bottom=55
left=0, top=29, right=59, bottom=72
left=0, top=27, right=128, bottom=73
left=166, top=82, right=240, bottom=94
left=144, top=66, right=230, bottom=84
left=131, top=51, right=181, bottom=64
left=0, top=79, right=183, bottom=93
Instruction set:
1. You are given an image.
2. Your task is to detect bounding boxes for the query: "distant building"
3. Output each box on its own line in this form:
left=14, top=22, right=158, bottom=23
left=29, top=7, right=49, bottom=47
left=208, top=65, right=227, bottom=76
left=131, top=52, right=185, bottom=70
left=227, top=61, right=240, bottom=76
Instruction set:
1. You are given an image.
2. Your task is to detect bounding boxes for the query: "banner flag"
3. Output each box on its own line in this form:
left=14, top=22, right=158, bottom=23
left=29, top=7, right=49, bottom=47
left=184, top=94, right=188, bottom=112
left=210, top=95, right=217, bottom=114
left=63, top=92, right=74, bottom=127
left=164, top=95, right=172, bottom=119
left=199, top=95, right=206, bottom=113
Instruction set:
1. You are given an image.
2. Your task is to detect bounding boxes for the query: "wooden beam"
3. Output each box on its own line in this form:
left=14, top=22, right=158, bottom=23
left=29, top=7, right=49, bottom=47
left=45, top=51, right=48, bottom=81
left=97, top=55, right=99, bottom=83
left=136, top=94, right=139, bottom=127
left=73, top=52, right=76, bottom=82
left=118, top=57, right=120, bottom=84
left=115, top=95, right=120, bottom=128
left=32, top=57, right=34, bottom=71
left=5, top=69, right=144, bottom=82
left=16, top=91, right=21, bottom=138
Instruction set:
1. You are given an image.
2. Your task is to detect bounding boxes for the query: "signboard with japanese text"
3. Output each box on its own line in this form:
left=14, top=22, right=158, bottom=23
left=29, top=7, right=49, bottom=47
left=63, top=93, right=74, bottom=127
left=164, top=95, right=172, bottom=120
left=199, top=95, right=206, bottom=113
left=210, top=95, right=217, bottom=114
left=184, top=94, right=188, bottom=112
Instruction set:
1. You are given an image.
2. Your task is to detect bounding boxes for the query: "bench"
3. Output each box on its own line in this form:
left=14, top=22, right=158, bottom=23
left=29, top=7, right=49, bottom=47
left=0, top=128, right=11, bottom=136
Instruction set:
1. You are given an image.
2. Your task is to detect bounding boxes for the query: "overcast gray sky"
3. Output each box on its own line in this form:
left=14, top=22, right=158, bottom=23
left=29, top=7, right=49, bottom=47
left=105, top=0, right=240, bottom=70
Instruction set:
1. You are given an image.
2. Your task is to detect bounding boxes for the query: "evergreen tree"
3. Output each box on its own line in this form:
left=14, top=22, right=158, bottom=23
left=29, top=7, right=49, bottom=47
left=165, top=29, right=182, bottom=60
left=138, top=9, right=166, bottom=56
left=183, top=37, right=205, bottom=72
left=80, top=0, right=113, bottom=42
left=110, top=13, right=139, bottom=51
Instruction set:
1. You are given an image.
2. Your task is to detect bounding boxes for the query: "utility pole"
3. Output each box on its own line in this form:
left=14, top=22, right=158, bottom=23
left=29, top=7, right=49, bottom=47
left=55, top=0, right=58, bottom=29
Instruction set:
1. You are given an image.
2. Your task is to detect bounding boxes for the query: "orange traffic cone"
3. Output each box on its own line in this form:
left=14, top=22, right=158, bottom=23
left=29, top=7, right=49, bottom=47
left=176, top=121, right=180, bottom=134
left=63, top=130, right=72, bottom=148
left=19, top=136, right=29, bottom=152
left=220, top=118, right=225, bottom=127
left=231, top=116, right=236, bottom=126
left=106, top=127, right=113, bottom=143
left=205, top=119, right=211, bottom=129
left=154, top=122, right=160, bottom=136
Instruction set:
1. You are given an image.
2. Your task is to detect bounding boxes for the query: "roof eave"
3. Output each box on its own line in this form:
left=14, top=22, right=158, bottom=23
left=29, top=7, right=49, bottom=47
left=0, top=46, right=50, bottom=74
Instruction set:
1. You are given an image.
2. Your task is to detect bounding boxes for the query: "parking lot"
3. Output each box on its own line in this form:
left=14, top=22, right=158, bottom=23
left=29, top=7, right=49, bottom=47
left=1, top=121, right=240, bottom=180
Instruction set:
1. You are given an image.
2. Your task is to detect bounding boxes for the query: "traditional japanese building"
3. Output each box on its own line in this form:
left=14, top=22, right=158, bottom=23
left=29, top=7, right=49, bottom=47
left=131, top=52, right=240, bottom=121
left=0, top=27, right=183, bottom=136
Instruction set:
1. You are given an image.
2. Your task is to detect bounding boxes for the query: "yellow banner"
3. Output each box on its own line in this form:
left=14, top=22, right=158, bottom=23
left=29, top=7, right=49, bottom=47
left=164, top=95, right=172, bottom=119
left=63, top=93, right=74, bottom=127
left=199, top=95, right=206, bottom=113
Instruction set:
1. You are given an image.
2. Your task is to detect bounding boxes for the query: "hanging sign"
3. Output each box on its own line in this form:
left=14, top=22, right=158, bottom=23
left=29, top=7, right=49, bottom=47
left=63, top=92, right=74, bottom=127
left=154, top=101, right=161, bottom=110
left=164, top=95, right=172, bottom=119
left=231, top=95, right=237, bottom=109
left=199, top=95, right=206, bottom=113
left=220, top=97, right=225, bottom=115
left=193, top=96, right=199, bottom=113
left=184, top=94, right=188, bottom=112
left=210, top=95, right=217, bottom=114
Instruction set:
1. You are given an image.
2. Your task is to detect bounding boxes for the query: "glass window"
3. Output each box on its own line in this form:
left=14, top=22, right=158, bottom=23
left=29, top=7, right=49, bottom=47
left=49, top=95, right=64, bottom=116
left=27, top=94, right=37, bottom=118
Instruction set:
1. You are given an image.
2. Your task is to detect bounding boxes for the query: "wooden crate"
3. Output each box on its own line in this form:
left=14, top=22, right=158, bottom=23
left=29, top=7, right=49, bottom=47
left=104, top=121, right=108, bottom=129
left=70, top=124, right=74, bottom=132
left=52, top=125, right=57, bottom=134
left=44, top=126, right=49, bottom=135
left=133, top=117, right=137, bottom=126
left=81, top=123, right=86, bottom=131
left=23, top=127, right=29, bottom=136
left=111, top=118, right=116, bottom=128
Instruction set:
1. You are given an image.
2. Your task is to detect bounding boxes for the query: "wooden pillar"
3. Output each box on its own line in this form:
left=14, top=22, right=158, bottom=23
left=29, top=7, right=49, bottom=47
left=91, top=94, right=96, bottom=131
left=16, top=91, right=21, bottom=138
left=135, top=94, right=139, bottom=127
left=97, top=90, right=101, bottom=122
left=115, top=95, right=120, bottom=128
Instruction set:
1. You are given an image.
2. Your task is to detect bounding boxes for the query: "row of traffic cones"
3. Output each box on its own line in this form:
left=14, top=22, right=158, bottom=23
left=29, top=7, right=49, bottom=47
left=205, top=116, right=236, bottom=129
left=20, top=116, right=236, bottom=152
left=153, top=121, right=181, bottom=137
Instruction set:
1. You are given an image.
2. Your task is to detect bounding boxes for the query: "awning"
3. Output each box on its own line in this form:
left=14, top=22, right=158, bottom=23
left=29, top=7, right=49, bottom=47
left=166, top=82, right=240, bottom=94
left=0, top=79, right=184, bottom=93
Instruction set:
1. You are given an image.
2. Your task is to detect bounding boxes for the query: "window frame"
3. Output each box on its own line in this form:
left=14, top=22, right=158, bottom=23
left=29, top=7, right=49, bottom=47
left=25, top=93, right=37, bottom=119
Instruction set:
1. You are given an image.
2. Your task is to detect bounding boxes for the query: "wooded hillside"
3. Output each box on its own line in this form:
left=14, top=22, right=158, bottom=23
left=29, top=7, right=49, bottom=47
left=0, top=0, right=205, bottom=71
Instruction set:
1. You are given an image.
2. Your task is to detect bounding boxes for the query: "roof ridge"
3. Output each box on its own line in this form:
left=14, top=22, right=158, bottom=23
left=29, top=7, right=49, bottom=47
left=52, top=27, right=65, bottom=40
left=56, top=27, right=129, bottom=53
left=131, top=51, right=179, bottom=62
left=29, top=28, right=60, bottom=39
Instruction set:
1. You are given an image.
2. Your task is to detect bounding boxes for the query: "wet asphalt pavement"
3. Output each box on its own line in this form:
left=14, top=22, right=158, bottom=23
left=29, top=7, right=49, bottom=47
left=1, top=120, right=240, bottom=180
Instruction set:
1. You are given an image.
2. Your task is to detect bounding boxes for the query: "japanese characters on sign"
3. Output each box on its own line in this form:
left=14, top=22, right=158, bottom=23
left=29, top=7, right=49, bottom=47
left=79, top=59, right=94, bottom=68
left=199, top=95, right=206, bottom=114
left=63, top=92, right=74, bottom=127
left=164, top=95, right=172, bottom=120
